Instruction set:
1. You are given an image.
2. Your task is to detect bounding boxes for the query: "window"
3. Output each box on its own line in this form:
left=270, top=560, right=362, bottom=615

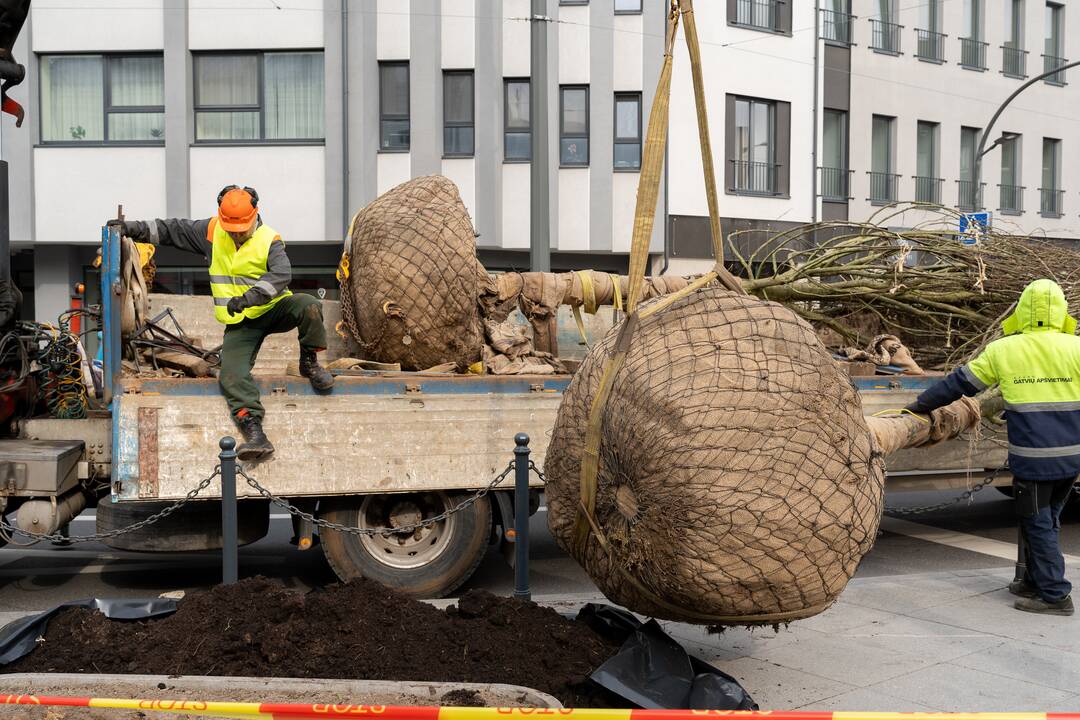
left=915, top=121, right=941, bottom=203
left=1004, top=0, right=1026, bottom=76
left=615, top=0, right=642, bottom=13
left=1000, top=133, right=1022, bottom=214
left=961, top=0, right=987, bottom=68
left=379, top=61, right=410, bottom=151
left=559, top=86, right=589, bottom=166
left=443, top=71, right=474, bottom=157
left=821, top=0, right=853, bottom=45
left=194, top=52, right=324, bottom=142
left=40, top=54, right=164, bottom=144
left=870, top=114, right=896, bottom=204
left=504, top=79, right=530, bottom=162
left=820, top=109, right=848, bottom=201
left=1044, top=3, right=1066, bottom=84
left=959, top=126, right=981, bottom=209
left=871, top=0, right=901, bottom=53
left=614, top=93, right=642, bottom=171
left=919, top=0, right=941, bottom=33
left=731, top=0, right=790, bottom=34
left=559, top=0, right=588, bottom=4
left=732, top=97, right=776, bottom=194
left=1041, top=138, right=1062, bottom=217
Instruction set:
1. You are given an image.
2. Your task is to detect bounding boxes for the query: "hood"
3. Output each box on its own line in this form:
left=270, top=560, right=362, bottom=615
left=1001, top=279, right=1077, bottom=335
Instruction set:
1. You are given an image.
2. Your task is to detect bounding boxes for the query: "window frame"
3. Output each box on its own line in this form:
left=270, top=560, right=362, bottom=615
left=39, top=51, right=166, bottom=147
left=559, top=84, right=590, bottom=168
left=731, top=95, right=778, bottom=196
left=615, top=0, right=643, bottom=14
left=729, top=0, right=792, bottom=35
left=503, top=77, right=531, bottom=163
left=193, top=50, right=325, bottom=145
left=442, top=69, right=475, bottom=158
left=613, top=92, right=642, bottom=172
left=378, top=60, right=411, bottom=153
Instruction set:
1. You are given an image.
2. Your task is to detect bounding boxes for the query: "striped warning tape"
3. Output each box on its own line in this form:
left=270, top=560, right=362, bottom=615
left=1, top=697, right=1079, bottom=720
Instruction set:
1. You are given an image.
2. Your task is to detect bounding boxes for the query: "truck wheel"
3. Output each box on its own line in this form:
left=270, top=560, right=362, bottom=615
left=320, top=491, right=491, bottom=598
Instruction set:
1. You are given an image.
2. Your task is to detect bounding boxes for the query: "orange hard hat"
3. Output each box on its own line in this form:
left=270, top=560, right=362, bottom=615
left=217, top=186, right=258, bottom=233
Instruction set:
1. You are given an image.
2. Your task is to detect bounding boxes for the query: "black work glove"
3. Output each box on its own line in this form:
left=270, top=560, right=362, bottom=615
left=226, top=297, right=246, bottom=317
left=904, top=401, right=931, bottom=415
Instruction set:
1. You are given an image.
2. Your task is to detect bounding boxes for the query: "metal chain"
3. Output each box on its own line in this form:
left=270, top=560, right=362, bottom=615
left=884, top=465, right=1007, bottom=516
left=237, top=461, right=518, bottom=537
left=0, top=468, right=221, bottom=546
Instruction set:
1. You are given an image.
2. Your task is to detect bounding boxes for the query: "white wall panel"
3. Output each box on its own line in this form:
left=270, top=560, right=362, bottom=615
left=612, top=14, right=642, bottom=91
left=377, top=153, right=412, bottom=196
left=32, top=0, right=164, bottom=52
left=442, top=158, right=477, bottom=227
left=34, top=147, right=166, bottom=244
left=558, top=169, right=590, bottom=251
left=502, top=0, right=530, bottom=77
left=378, top=0, right=411, bottom=60
left=611, top=172, right=638, bottom=253
left=558, top=5, right=589, bottom=84
left=189, top=0, right=322, bottom=50
left=442, top=0, right=476, bottom=68
left=190, top=146, right=325, bottom=243
left=501, top=164, right=530, bottom=249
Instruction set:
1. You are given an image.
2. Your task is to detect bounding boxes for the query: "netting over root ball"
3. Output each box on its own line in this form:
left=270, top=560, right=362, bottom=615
left=544, top=287, right=886, bottom=625
left=340, top=175, right=485, bottom=371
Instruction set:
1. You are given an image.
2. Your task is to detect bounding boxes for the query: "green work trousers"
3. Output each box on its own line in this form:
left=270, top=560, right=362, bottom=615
left=219, top=293, right=328, bottom=421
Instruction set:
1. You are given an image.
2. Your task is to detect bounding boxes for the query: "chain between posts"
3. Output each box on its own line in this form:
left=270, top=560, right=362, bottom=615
left=0, top=467, right=221, bottom=546
left=884, top=465, right=1007, bottom=516
left=237, top=460, right=535, bottom=537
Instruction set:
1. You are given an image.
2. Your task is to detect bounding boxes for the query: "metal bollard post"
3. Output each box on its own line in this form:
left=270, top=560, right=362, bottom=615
left=513, top=433, right=531, bottom=601
left=219, top=436, right=239, bottom=585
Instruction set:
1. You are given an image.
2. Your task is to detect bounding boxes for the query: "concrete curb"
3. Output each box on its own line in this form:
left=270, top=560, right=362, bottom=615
left=0, top=673, right=564, bottom=709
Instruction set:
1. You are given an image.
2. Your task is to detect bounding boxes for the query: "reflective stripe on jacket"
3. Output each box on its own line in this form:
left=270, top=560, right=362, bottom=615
left=208, top=218, right=292, bottom=325
left=911, top=278, right=1080, bottom=480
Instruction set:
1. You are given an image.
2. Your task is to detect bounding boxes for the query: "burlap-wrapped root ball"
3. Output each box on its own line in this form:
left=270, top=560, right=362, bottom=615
left=545, top=287, right=886, bottom=625
left=341, top=175, right=485, bottom=371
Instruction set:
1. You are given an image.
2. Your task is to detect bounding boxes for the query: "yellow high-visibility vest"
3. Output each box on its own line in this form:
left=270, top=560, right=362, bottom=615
left=208, top=218, right=291, bottom=325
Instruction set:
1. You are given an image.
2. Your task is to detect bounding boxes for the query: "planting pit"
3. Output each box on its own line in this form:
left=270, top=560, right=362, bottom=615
left=1, top=578, right=622, bottom=708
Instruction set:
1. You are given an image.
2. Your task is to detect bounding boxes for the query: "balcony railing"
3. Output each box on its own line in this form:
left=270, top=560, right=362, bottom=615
left=957, top=180, right=985, bottom=212
left=730, top=160, right=781, bottom=195
left=915, top=28, right=947, bottom=63
left=870, top=19, right=902, bottom=54
left=868, top=171, right=900, bottom=204
left=1002, top=46, right=1028, bottom=78
left=913, top=176, right=943, bottom=204
left=734, top=0, right=785, bottom=32
left=821, top=9, right=855, bottom=45
left=1040, top=188, right=1065, bottom=218
left=999, top=184, right=1025, bottom=214
left=818, top=167, right=853, bottom=201
left=959, top=37, right=988, bottom=70
left=1043, top=54, right=1068, bottom=85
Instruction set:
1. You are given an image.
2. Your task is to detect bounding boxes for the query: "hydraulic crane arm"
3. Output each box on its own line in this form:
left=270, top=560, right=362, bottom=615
left=0, top=0, right=30, bottom=127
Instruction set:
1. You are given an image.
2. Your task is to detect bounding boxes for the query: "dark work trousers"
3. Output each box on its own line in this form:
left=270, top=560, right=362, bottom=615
left=1014, top=476, right=1074, bottom=602
left=219, top=293, right=328, bottom=421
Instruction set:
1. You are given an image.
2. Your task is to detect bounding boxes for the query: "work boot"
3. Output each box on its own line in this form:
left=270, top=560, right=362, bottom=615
left=1008, top=579, right=1038, bottom=598
left=299, top=347, right=334, bottom=391
left=1014, top=595, right=1074, bottom=616
left=236, top=413, right=274, bottom=462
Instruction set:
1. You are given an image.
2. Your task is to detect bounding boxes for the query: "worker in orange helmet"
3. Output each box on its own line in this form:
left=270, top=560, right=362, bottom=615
left=121, top=185, right=334, bottom=461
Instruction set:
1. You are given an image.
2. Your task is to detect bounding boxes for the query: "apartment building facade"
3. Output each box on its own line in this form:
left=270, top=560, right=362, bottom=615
left=1, top=0, right=1077, bottom=323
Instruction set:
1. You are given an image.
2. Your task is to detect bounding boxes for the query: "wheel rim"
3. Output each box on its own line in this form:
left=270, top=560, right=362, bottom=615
left=356, top=492, right=456, bottom=569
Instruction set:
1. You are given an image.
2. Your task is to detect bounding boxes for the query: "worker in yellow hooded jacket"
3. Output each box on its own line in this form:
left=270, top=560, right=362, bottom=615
left=906, top=278, right=1078, bottom=616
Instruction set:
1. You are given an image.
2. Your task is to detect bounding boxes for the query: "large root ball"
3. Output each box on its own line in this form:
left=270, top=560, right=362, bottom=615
left=544, top=288, right=885, bottom=624
left=342, top=175, right=485, bottom=370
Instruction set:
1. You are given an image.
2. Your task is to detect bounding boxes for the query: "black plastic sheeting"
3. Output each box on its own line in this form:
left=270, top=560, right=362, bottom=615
left=0, top=598, right=177, bottom=666
left=577, top=603, right=758, bottom=711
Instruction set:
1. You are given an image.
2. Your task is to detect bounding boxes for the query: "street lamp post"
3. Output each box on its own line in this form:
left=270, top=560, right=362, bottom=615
left=973, top=59, right=1080, bottom=193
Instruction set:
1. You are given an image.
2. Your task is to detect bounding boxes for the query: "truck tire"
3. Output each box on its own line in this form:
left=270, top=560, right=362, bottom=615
left=96, top=499, right=270, bottom=552
left=320, top=491, right=491, bottom=598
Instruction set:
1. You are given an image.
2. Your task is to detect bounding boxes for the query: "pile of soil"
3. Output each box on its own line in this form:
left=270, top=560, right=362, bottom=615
left=2, top=578, right=621, bottom=707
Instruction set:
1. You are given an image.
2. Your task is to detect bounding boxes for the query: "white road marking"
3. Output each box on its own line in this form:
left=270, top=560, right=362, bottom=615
left=880, top=516, right=1080, bottom=564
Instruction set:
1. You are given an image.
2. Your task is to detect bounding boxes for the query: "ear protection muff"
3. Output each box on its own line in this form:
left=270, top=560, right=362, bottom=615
left=217, top=184, right=260, bottom=208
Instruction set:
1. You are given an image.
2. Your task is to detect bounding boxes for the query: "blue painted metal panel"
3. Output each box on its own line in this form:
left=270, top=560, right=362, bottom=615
left=126, top=375, right=573, bottom=397
left=101, top=224, right=122, bottom=405
left=852, top=375, right=941, bottom=392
